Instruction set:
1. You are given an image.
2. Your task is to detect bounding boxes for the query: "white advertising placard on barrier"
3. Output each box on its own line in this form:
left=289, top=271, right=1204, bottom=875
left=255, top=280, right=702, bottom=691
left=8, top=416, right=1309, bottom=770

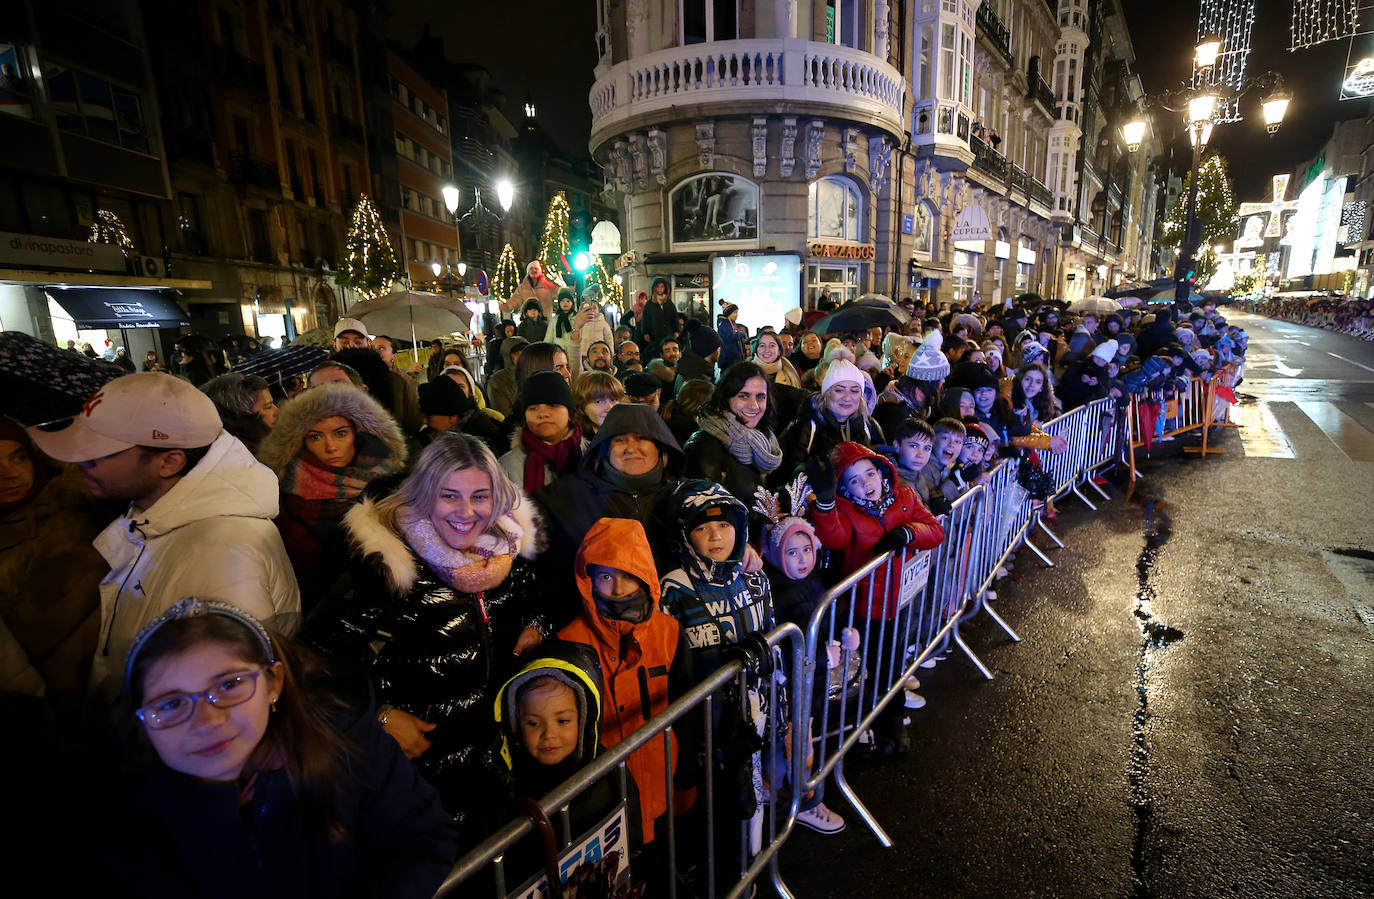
left=508, top=803, right=630, bottom=899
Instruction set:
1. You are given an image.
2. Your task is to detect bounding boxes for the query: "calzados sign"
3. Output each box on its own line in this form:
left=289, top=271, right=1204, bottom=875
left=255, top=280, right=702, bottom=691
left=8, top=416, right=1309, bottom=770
left=808, top=242, right=875, bottom=260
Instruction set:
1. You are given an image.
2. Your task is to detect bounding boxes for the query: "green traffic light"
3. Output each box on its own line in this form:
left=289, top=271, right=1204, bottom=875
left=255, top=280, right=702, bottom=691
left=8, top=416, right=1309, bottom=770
left=573, top=251, right=591, bottom=272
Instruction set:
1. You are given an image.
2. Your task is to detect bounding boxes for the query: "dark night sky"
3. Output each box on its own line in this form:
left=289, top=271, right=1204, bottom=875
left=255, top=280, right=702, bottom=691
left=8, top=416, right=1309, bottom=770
left=385, top=0, right=1366, bottom=201
left=386, top=0, right=597, bottom=158
left=1122, top=0, right=1368, bottom=200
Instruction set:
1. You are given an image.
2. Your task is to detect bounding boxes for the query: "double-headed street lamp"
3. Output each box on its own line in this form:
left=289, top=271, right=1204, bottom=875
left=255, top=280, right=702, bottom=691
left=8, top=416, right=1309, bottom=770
left=1123, top=35, right=1292, bottom=302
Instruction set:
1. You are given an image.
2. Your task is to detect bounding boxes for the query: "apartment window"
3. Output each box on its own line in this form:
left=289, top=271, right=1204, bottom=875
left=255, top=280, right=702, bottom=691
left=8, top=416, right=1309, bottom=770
left=808, top=177, right=863, bottom=241
left=918, top=26, right=933, bottom=98
left=681, top=0, right=738, bottom=44
left=940, top=24, right=955, bottom=100
left=232, top=115, right=252, bottom=154
left=0, top=44, right=35, bottom=120
left=821, top=0, right=869, bottom=49
left=960, top=31, right=973, bottom=107
left=47, top=65, right=149, bottom=153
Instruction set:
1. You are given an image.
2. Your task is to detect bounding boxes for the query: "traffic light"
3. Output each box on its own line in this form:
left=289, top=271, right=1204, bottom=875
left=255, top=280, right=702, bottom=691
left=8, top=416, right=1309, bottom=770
left=572, top=250, right=591, bottom=273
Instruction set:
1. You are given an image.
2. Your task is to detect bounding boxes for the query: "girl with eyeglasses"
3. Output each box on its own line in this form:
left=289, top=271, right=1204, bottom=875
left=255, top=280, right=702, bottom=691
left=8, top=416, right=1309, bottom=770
left=112, top=598, right=459, bottom=898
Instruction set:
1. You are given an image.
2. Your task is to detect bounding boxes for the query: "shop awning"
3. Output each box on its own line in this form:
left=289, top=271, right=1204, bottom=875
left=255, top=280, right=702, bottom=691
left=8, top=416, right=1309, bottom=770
left=46, top=287, right=190, bottom=329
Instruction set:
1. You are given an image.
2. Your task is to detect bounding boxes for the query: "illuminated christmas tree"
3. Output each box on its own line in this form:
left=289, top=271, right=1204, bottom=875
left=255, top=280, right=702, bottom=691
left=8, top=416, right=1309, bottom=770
left=492, top=243, right=521, bottom=303
left=1158, top=154, right=1238, bottom=284
left=586, top=255, right=623, bottom=309
left=337, top=195, right=399, bottom=300
left=89, top=209, right=136, bottom=258
left=535, top=193, right=572, bottom=286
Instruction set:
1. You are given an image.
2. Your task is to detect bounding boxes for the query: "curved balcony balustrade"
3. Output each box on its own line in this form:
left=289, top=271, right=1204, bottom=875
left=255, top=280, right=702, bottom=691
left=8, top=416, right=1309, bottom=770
left=589, top=38, right=904, bottom=150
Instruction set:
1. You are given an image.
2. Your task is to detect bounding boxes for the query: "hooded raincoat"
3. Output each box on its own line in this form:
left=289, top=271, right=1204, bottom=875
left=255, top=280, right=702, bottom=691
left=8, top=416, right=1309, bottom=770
left=557, top=517, right=696, bottom=844
left=810, top=442, right=945, bottom=620
left=659, top=480, right=773, bottom=675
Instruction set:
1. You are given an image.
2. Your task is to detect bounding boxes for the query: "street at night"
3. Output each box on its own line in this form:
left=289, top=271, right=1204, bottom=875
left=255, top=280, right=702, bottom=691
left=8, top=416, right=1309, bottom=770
left=782, top=312, right=1374, bottom=898
left=3, top=1, right=1374, bottom=898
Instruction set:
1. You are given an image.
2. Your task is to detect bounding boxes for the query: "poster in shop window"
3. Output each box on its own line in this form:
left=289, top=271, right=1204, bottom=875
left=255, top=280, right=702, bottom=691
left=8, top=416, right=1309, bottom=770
left=671, top=173, right=758, bottom=244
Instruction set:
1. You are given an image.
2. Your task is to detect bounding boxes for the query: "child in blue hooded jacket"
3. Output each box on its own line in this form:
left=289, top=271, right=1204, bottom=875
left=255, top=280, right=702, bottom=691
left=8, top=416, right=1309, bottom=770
left=660, top=478, right=774, bottom=676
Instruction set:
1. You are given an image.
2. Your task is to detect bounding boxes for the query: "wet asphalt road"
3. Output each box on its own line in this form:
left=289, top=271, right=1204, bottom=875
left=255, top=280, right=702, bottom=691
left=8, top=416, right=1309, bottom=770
left=777, top=312, right=1374, bottom=898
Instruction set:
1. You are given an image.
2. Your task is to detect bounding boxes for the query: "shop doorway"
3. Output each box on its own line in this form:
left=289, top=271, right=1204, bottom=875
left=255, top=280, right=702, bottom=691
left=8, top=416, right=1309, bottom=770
left=807, top=262, right=860, bottom=306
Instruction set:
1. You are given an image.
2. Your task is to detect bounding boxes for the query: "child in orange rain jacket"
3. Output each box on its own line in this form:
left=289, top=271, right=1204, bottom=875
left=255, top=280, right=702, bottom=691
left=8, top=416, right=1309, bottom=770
left=558, top=517, right=698, bottom=848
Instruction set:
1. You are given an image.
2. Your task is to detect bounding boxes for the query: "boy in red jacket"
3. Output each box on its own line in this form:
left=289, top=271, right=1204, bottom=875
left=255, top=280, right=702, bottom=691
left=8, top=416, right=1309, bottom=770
left=807, top=441, right=945, bottom=753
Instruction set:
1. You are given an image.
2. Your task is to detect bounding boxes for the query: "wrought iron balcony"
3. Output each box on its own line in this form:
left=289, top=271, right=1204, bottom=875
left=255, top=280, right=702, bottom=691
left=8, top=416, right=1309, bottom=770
left=969, top=134, right=1007, bottom=181
left=333, top=117, right=366, bottom=147
left=1028, top=177, right=1053, bottom=209
left=228, top=152, right=280, bottom=191
left=976, top=4, right=1013, bottom=65
left=213, top=48, right=268, bottom=98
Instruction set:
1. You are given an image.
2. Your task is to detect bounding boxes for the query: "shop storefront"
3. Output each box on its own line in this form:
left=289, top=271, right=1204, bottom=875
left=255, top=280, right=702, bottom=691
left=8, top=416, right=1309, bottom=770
left=806, top=240, right=873, bottom=306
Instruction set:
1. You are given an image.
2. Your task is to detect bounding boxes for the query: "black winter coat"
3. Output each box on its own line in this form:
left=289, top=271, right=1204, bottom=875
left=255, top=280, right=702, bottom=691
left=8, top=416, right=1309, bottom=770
left=682, top=426, right=773, bottom=508
left=103, top=708, right=459, bottom=899
left=769, top=395, right=884, bottom=488
left=640, top=297, right=679, bottom=352
left=311, top=498, right=548, bottom=820
left=533, top=402, right=686, bottom=603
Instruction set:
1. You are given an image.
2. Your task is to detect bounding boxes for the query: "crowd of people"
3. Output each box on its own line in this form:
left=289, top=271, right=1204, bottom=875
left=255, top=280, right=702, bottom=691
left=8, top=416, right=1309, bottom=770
left=1, top=286, right=1249, bottom=897
left=1246, top=295, right=1374, bottom=340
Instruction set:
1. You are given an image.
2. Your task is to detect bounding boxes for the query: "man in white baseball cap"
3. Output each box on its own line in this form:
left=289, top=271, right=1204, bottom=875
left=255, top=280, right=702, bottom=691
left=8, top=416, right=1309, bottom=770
left=28, top=373, right=301, bottom=704
left=332, top=317, right=371, bottom=351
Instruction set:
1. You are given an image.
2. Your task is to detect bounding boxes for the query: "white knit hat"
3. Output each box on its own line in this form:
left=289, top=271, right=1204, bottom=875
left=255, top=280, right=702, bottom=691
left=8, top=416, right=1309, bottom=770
left=822, top=358, right=864, bottom=392
left=905, top=331, right=950, bottom=381
left=1090, top=339, right=1119, bottom=364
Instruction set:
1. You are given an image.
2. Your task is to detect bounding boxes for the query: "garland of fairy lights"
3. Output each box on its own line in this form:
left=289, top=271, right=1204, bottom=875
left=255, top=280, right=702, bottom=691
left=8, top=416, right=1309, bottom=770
left=89, top=209, right=137, bottom=258
left=1291, top=0, right=1359, bottom=50
left=339, top=194, right=399, bottom=300
left=492, top=243, right=521, bottom=302
left=535, top=193, right=572, bottom=287
left=1194, top=0, right=1254, bottom=123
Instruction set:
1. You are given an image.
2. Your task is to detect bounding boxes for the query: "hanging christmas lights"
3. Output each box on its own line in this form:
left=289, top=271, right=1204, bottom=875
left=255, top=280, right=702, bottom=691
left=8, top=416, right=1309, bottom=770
left=1194, top=0, right=1255, bottom=122
left=1291, top=0, right=1359, bottom=51
left=89, top=209, right=136, bottom=258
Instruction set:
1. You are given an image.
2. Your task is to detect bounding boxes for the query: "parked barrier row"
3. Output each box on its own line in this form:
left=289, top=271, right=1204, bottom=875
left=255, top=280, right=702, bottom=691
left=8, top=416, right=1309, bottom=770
left=437, top=385, right=1233, bottom=898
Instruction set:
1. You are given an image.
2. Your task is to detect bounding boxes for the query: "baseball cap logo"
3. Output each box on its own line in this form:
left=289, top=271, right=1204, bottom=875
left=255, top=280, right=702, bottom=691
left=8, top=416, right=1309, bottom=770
left=83, top=391, right=105, bottom=418
left=151, top=429, right=170, bottom=440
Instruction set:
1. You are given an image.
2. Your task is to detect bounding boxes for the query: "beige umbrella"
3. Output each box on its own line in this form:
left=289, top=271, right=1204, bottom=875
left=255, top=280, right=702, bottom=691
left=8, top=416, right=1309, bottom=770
left=344, top=290, right=473, bottom=348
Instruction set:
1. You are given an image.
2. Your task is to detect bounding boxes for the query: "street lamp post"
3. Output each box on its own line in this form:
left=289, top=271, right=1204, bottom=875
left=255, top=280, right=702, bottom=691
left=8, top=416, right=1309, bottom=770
left=1122, top=37, right=1291, bottom=302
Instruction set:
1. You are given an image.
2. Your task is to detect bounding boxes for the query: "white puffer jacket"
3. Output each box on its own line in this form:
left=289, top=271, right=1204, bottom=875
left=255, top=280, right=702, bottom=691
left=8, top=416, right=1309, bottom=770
left=90, top=430, right=301, bottom=703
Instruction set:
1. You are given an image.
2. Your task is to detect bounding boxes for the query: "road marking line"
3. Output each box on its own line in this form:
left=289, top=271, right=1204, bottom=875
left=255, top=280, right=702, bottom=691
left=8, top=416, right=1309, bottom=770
left=1328, top=352, right=1374, bottom=374
left=1294, top=401, right=1374, bottom=462
left=1229, top=402, right=1296, bottom=459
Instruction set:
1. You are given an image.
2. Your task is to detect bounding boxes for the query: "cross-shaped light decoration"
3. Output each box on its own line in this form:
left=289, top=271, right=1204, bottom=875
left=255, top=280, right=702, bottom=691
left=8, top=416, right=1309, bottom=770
left=1238, top=174, right=1299, bottom=239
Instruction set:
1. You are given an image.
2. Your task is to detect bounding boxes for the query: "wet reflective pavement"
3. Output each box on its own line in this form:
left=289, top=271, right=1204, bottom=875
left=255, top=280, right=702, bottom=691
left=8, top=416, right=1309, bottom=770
left=779, top=312, right=1374, bottom=897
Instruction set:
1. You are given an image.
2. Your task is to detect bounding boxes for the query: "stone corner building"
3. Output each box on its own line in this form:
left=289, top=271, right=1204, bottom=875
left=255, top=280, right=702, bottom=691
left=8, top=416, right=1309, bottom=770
left=587, top=0, right=1160, bottom=311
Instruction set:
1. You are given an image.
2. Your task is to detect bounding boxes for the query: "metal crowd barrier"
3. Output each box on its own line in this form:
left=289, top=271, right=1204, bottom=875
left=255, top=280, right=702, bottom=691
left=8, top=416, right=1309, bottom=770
left=438, top=390, right=1207, bottom=897
left=1121, top=366, right=1239, bottom=481
left=434, top=622, right=807, bottom=899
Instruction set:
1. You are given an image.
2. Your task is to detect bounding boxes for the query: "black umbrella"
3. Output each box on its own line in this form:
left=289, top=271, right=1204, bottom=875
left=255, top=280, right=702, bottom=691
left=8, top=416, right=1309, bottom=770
left=231, top=344, right=329, bottom=386
left=0, top=331, right=123, bottom=425
left=809, top=300, right=904, bottom=334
